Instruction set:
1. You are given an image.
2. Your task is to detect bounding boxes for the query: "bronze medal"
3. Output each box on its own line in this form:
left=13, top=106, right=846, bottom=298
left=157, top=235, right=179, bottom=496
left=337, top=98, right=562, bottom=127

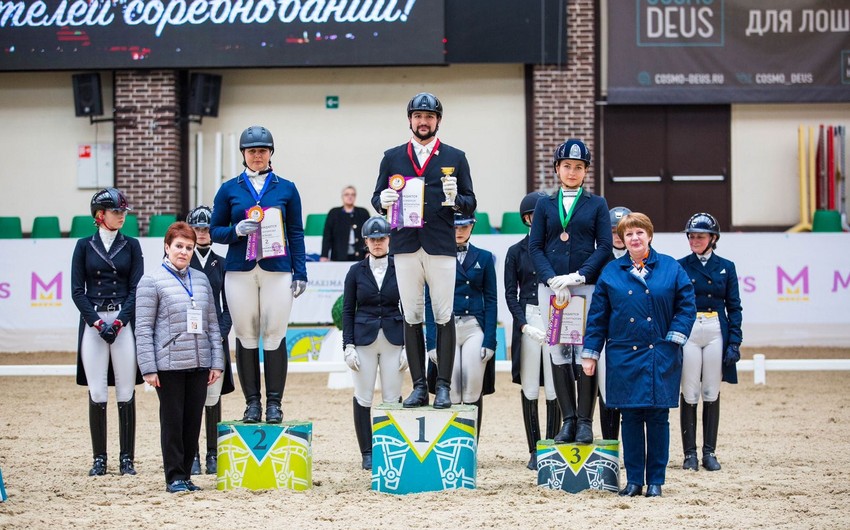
left=247, top=205, right=265, bottom=222
left=560, top=232, right=569, bottom=242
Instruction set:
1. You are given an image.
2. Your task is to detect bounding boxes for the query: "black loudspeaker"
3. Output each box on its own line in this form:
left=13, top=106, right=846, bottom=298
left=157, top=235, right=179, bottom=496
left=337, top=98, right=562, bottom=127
left=188, top=73, right=222, bottom=117
left=72, top=73, right=103, bottom=117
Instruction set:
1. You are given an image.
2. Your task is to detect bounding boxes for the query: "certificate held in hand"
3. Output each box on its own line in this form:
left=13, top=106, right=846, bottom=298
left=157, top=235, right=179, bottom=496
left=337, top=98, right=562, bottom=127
left=387, top=174, right=425, bottom=229
left=547, top=295, right=586, bottom=346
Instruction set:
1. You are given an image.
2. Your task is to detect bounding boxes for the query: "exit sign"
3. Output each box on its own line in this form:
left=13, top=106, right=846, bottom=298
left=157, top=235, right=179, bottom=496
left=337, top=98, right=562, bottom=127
left=326, top=96, right=339, bottom=109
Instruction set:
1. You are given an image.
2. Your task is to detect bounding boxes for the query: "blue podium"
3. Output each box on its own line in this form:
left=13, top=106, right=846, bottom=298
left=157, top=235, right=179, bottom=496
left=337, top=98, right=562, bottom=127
left=372, top=404, right=477, bottom=494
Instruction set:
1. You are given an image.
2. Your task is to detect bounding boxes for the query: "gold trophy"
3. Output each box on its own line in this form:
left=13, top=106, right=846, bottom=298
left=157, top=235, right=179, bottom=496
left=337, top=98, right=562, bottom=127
left=440, top=167, right=456, bottom=206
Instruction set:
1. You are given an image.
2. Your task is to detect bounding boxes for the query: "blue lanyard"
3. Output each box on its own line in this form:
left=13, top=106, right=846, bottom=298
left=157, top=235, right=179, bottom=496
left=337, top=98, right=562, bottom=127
left=245, top=173, right=273, bottom=205
left=162, top=264, right=195, bottom=307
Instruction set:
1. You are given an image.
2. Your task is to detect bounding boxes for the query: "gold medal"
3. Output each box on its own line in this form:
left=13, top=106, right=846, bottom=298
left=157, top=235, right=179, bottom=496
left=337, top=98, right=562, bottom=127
left=247, top=205, right=265, bottom=222
left=389, top=174, right=406, bottom=191
left=560, top=232, right=569, bottom=242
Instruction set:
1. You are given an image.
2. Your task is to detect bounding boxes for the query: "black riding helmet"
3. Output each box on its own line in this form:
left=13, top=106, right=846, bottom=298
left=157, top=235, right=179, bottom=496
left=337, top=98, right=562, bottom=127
left=553, top=139, right=592, bottom=169
left=90, top=188, right=131, bottom=218
left=519, top=191, right=548, bottom=226
left=186, top=206, right=213, bottom=228
left=407, top=92, right=443, bottom=118
left=362, top=216, right=391, bottom=239
left=684, top=212, right=720, bottom=249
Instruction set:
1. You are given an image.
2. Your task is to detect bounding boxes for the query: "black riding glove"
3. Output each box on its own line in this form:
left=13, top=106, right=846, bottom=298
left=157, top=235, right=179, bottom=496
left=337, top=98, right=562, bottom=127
left=99, top=323, right=117, bottom=345
left=723, top=343, right=740, bottom=366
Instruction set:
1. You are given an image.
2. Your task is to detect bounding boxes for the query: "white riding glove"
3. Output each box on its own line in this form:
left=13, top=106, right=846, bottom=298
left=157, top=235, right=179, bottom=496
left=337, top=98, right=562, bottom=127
left=380, top=188, right=399, bottom=211
left=344, top=345, right=360, bottom=372
left=565, top=272, right=586, bottom=286
left=547, top=275, right=571, bottom=291
left=291, top=280, right=307, bottom=298
left=235, top=219, right=260, bottom=237
left=399, top=349, right=409, bottom=372
left=554, top=287, right=571, bottom=307
left=480, top=348, right=495, bottom=362
left=522, top=324, right=547, bottom=344
left=441, top=175, right=458, bottom=200
left=427, top=349, right=438, bottom=364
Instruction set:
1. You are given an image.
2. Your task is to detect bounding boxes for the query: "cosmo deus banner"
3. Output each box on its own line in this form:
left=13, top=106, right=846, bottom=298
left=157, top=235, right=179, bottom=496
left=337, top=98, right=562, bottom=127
left=0, top=0, right=446, bottom=70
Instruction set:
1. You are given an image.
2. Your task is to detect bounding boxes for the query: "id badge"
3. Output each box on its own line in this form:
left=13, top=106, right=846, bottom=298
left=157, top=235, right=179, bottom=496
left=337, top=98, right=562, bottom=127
left=187, top=308, right=203, bottom=334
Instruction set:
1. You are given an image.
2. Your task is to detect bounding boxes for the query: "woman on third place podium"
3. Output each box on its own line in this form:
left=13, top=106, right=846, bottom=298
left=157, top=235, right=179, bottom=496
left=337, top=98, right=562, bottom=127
left=71, top=187, right=143, bottom=477
left=582, top=212, right=695, bottom=498
left=505, top=191, right=561, bottom=470
left=135, top=222, right=224, bottom=493
left=425, top=212, right=497, bottom=436
left=210, top=125, right=308, bottom=424
left=342, top=216, right=407, bottom=470
left=528, top=139, right=612, bottom=445
left=678, top=213, right=743, bottom=472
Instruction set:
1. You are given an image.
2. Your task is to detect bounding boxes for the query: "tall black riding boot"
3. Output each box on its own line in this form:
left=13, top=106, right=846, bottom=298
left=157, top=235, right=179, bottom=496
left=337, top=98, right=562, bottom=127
left=264, top=339, right=288, bottom=424
left=433, top=319, right=456, bottom=409
left=402, top=323, right=429, bottom=408
left=551, top=360, right=577, bottom=443
left=521, top=393, right=541, bottom=470
left=235, top=339, right=262, bottom=422
left=545, top=399, right=561, bottom=440
left=117, top=394, right=137, bottom=475
left=352, top=398, right=373, bottom=471
left=575, top=370, right=598, bottom=444
left=205, top=401, right=221, bottom=474
left=88, top=395, right=107, bottom=476
left=469, top=397, right=483, bottom=440
left=680, top=394, right=699, bottom=471
left=702, top=396, right=722, bottom=471
left=598, top=392, right=620, bottom=441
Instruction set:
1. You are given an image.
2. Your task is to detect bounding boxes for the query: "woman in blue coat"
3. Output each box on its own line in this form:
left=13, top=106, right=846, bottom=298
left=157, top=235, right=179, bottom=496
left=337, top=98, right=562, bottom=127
left=528, top=139, right=612, bottom=445
left=342, top=216, right=407, bottom=471
left=582, top=212, right=696, bottom=498
left=210, top=126, right=307, bottom=424
left=678, top=213, right=743, bottom=472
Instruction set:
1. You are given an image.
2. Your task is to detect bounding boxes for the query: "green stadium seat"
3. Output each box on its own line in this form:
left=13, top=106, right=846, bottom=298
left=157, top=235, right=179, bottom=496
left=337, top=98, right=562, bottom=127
left=147, top=214, right=177, bottom=238
left=121, top=214, right=140, bottom=237
left=471, top=212, right=492, bottom=235
left=30, top=216, right=62, bottom=238
left=499, top=211, right=527, bottom=234
left=812, top=209, right=843, bottom=233
left=304, top=213, right=327, bottom=236
left=0, top=217, right=23, bottom=239
left=69, top=215, right=97, bottom=238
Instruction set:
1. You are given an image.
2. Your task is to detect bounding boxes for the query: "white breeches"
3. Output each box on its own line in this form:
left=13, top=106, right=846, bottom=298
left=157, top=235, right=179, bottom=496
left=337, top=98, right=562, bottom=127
left=351, top=330, right=405, bottom=408
left=519, top=304, right=557, bottom=401
left=225, top=268, right=293, bottom=350
left=681, top=314, right=723, bottom=403
left=81, top=311, right=137, bottom=403
left=394, top=249, right=455, bottom=325
left=448, top=316, right=487, bottom=404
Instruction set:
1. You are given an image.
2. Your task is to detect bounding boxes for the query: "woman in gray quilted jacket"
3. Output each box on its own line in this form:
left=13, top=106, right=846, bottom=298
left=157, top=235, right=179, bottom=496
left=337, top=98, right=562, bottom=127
left=135, top=222, right=224, bottom=493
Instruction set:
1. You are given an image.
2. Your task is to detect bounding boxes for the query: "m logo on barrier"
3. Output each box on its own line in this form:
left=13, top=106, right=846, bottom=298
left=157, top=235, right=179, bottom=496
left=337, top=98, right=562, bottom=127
left=777, top=266, right=808, bottom=302
left=31, top=272, right=62, bottom=307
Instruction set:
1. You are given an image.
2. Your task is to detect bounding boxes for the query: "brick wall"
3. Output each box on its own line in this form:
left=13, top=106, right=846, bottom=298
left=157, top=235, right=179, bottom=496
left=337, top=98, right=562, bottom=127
left=532, top=0, right=597, bottom=191
left=114, top=70, right=181, bottom=234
